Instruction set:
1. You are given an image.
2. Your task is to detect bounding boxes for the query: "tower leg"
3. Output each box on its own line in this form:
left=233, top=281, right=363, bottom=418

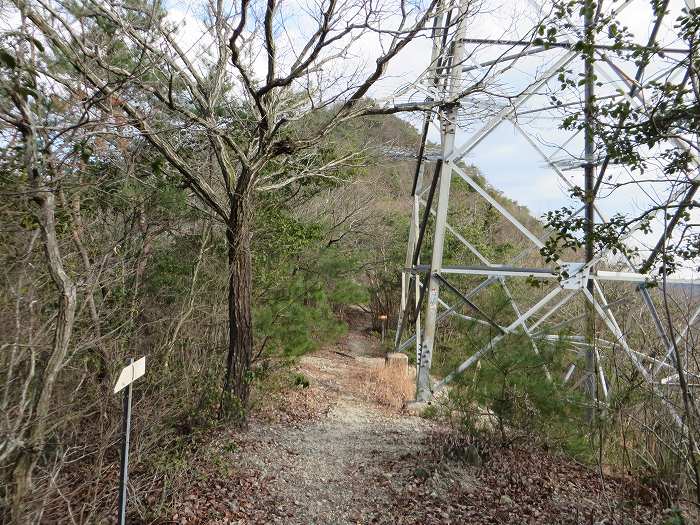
left=415, top=1, right=469, bottom=402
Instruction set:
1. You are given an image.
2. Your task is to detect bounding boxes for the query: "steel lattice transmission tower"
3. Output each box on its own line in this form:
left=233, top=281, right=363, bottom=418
left=389, top=0, right=700, bottom=427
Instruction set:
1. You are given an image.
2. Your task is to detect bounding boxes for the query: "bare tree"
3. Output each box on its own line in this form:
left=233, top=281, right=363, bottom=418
left=0, top=22, right=80, bottom=518
left=14, top=0, right=491, bottom=414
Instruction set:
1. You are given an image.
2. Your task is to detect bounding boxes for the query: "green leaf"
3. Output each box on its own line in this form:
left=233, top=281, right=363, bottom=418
left=28, top=36, right=44, bottom=53
left=0, top=48, right=17, bottom=69
left=19, top=86, right=39, bottom=99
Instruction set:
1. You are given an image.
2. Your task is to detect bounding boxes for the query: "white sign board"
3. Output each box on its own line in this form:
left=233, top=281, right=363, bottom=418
left=113, top=357, right=146, bottom=393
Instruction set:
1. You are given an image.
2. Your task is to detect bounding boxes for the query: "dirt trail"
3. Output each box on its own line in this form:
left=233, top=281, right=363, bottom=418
left=175, top=330, right=667, bottom=524
left=235, top=332, right=435, bottom=524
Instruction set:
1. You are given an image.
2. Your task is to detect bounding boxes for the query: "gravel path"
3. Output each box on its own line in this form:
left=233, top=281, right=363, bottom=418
left=234, top=333, right=436, bottom=524
left=178, top=331, right=669, bottom=524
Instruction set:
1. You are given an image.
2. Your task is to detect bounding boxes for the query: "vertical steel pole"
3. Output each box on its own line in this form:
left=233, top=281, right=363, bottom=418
left=400, top=272, right=406, bottom=323
left=583, top=0, right=597, bottom=421
left=118, top=358, right=133, bottom=525
left=395, top=162, right=426, bottom=349
left=396, top=2, right=446, bottom=360
left=416, top=0, right=469, bottom=401
left=415, top=276, right=422, bottom=370
left=413, top=171, right=424, bottom=370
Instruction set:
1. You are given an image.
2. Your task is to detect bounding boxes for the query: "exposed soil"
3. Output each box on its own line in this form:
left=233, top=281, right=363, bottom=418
left=167, top=330, right=672, bottom=524
left=229, top=333, right=433, bottom=524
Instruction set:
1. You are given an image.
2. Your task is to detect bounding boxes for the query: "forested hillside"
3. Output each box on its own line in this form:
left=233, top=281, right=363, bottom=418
left=0, top=100, right=397, bottom=510
left=0, top=85, right=553, bottom=519
left=2, top=91, right=692, bottom=523
left=3, top=0, right=700, bottom=523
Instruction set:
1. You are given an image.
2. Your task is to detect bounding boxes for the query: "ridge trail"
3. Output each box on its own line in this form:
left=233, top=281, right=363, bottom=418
left=171, top=329, right=665, bottom=524
left=235, top=331, right=437, bottom=524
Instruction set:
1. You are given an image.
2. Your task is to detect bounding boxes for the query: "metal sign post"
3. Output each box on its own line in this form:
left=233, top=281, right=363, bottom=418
left=113, top=356, right=146, bottom=525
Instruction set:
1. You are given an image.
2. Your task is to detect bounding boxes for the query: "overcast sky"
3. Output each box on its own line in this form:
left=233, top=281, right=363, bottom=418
left=156, top=0, right=699, bottom=276
left=5, top=0, right=693, bottom=273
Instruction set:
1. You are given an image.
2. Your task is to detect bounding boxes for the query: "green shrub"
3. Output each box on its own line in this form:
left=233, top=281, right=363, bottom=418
left=294, top=373, right=310, bottom=388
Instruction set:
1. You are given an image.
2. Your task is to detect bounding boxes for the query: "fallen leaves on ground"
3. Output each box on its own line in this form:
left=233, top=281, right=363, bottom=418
left=161, top=332, right=679, bottom=524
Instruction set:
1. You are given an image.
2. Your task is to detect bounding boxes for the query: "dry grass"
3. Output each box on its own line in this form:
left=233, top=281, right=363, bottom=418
left=362, top=362, right=416, bottom=409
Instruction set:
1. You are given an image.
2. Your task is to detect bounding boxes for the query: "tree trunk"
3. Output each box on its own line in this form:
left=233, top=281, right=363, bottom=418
left=59, top=187, right=108, bottom=380
left=221, top=196, right=253, bottom=419
left=11, top=189, right=77, bottom=522
left=9, top=94, right=78, bottom=521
